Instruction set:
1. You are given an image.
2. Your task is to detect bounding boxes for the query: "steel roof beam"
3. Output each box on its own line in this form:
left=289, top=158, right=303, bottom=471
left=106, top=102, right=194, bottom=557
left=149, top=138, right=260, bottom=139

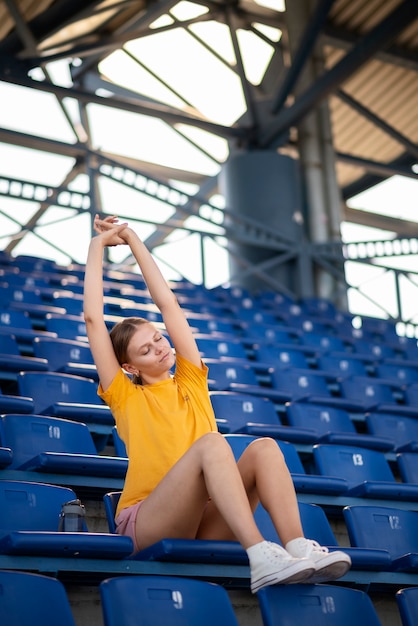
left=336, top=89, right=418, bottom=161
left=259, top=0, right=418, bottom=148
left=271, top=0, right=336, bottom=115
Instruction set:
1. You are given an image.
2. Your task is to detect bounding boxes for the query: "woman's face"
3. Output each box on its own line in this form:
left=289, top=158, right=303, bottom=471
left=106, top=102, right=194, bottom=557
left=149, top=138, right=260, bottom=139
left=124, top=323, right=175, bottom=382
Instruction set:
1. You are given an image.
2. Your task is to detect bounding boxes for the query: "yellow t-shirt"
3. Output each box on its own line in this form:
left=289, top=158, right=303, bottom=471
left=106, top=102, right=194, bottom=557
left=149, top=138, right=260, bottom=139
left=98, top=354, right=218, bottom=516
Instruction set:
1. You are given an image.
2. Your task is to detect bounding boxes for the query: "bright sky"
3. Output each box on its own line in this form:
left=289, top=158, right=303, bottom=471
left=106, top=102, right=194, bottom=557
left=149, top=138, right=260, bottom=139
left=0, top=0, right=417, bottom=325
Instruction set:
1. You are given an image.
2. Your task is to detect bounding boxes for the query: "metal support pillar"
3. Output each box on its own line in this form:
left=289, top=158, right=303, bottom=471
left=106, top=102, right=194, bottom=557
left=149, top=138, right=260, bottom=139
left=285, top=0, right=345, bottom=303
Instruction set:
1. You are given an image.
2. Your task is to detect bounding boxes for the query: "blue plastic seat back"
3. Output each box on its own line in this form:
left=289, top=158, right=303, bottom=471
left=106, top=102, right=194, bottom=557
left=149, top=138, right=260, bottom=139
left=316, top=354, right=368, bottom=377
left=257, top=584, right=382, bottom=626
left=210, top=393, right=281, bottom=432
left=339, top=377, right=397, bottom=406
left=254, top=345, right=310, bottom=369
left=100, top=575, right=240, bottom=626
left=243, top=325, right=298, bottom=344
left=255, top=502, right=337, bottom=547
left=33, top=337, right=95, bottom=371
left=206, top=360, right=259, bottom=391
left=195, top=335, right=247, bottom=360
left=343, top=505, right=418, bottom=559
left=0, top=480, right=77, bottom=535
left=17, top=371, right=101, bottom=414
left=0, top=309, right=32, bottom=330
left=396, top=587, right=418, bottom=626
left=0, top=333, right=20, bottom=355
left=112, top=427, right=127, bottom=458
left=375, top=363, right=418, bottom=386
left=270, top=368, right=331, bottom=400
left=300, top=333, right=346, bottom=352
left=45, top=314, right=88, bottom=339
left=103, top=492, right=121, bottom=533
left=404, top=383, right=418, bottom=406
left=224, top=434, right=305, bottom=474
left=2, top=414, right=97, bottom=469
left=398, top=453, right=418, bottom=484
left=365, top=412, right=418, bottom=450
left=0, top=570, right=76, bottom=626
left=187, top=317, right=238, bottom=336
left=313, top=444, right=395, bottom=486
left=286, top=403, right=356, bottom=435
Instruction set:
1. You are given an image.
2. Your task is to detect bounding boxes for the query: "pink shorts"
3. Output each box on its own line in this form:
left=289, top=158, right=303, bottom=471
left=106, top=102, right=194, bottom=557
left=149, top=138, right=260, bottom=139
left=115, top=500, right=144, bottom=553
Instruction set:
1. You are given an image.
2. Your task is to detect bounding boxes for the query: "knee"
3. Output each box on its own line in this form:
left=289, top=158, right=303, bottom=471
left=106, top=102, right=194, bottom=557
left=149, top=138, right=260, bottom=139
left=195, top=431, right=232, bottom=456
left=246, top=437, right=286, bottom=465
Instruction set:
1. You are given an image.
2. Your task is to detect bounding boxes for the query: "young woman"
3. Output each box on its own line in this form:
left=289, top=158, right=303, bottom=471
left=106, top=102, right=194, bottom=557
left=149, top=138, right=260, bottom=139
left=83, top=214, right=351, bottom=593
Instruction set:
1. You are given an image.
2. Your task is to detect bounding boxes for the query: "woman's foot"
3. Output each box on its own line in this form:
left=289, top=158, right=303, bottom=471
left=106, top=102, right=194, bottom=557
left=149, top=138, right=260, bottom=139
left=248, top=541, right=315, bottom=593
left=286, top=538, right=352, bottom=583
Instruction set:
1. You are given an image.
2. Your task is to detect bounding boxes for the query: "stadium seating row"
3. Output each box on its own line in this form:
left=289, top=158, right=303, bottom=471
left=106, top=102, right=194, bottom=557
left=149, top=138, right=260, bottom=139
left=1, top=252, right=418, bottom=626
left=2, top=568, right=417, bottom=626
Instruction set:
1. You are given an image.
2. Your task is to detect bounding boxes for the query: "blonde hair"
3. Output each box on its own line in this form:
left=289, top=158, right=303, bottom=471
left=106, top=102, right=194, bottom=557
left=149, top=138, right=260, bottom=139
left=109, top=317, right=149, bottom=384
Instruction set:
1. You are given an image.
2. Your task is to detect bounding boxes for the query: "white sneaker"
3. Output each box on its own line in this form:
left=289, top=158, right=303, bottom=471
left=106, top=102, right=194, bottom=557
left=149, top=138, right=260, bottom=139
left=286, top=538, right=351, bottom=583
left=248, top=541, right=315, bottom=594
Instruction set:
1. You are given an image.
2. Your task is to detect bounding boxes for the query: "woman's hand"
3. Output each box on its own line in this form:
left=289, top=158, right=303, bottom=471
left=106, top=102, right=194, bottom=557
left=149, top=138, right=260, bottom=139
left=93, top=214, right=129, bottom=247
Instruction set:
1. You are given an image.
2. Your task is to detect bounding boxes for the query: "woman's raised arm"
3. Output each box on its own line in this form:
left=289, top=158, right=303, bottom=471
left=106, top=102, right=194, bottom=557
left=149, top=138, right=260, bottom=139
left=83, top=215, right=128, bottom=390
left=120, top=226, right=202, bottom=368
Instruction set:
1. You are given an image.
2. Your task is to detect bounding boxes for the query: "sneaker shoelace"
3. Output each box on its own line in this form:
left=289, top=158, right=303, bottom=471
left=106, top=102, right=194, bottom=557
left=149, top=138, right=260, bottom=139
left=304, top=539, right=329, bottom=556
left=266, top=541, right=294, bottom=561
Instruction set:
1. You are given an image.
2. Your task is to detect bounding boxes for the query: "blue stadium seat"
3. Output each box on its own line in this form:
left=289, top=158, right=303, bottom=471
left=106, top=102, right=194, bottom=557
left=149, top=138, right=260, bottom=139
left=338, top=376, right=402, bottom=412
left=343, top=505, right=418, bottom=572
left=206, top=359, right=260, bottom=392
left=351, top=339, right=396, bottom=360
left=0, top=570, right=76, bottom=626
left=100, top=575, right=240, bottom=626
left=50, top=295, right=84, bottom=315
left=210, top=392, right=316, bottom=443
left=33, top=336, right=98, bottom=380
left=44, top=313, right=88, bottom=340
left=300, top=332, right=347, bottom=353
left=315, top=353, right=369, bottom=378
left=0, top=480, right=133, bottom=558
left=0, top=308, right=45, bottom=342
left=264, top=368, right=367, bottom=411
left=0, top=334, right=48, bottom=379
left=0, top=387, right=34, bottom=414
left=241, top=324, right=300, bottom=344
left=195, top=334, right=248, bottom=360
left=256, top=500, right=388, bottom=571
left=374, top=362, right=418, bottom=386
left=111, top=426, right=127, bottom=458
left=396, top=587, right=418, bottom=626
left=286, top=403, right=393, bottom=451
left=186, top=316, right=239, bottom=336
left=1, top=414, right=127, bottom=476
left=365, top=412, right=418, bottom=452
left=256, top=584, right=383, bottom=626
left=0, top=446, right=12, bottom=468
left=397, top=452, right=418, bottom=485
left=225, top=434, right=348, bottom=495
left=313, top=444, right=418, bottom=500
left=17, top=371, right=113, bottom=425
left=254, top=344, right=312, bottom=370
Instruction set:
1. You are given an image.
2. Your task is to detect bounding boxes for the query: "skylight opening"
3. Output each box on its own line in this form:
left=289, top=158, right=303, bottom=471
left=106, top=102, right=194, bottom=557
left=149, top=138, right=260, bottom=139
left=170, top=1, right=209, bottom=21
left=125, top=29, right=246, bottom=125
left=236, top=28, right=275, bottom=85
left=254, top=0, right=285, bottom=12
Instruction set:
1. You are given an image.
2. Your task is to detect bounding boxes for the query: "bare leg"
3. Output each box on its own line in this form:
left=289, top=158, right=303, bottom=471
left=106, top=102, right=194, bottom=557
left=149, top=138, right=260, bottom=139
left=134, top=432, right=264, bottom=551
left=197, top=437, right=304, bottom=545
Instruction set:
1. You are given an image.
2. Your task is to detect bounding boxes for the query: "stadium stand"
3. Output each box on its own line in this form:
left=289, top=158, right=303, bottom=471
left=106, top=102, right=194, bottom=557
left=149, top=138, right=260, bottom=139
left=0, top=570, right=77, bottom=626
left=256, top=584, right=383, bottom=626
left=396, top=587, right=418, bottom=626
left=1, top=253, right=418, bottom=626
left=99, top=575, right=240, bottom=626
